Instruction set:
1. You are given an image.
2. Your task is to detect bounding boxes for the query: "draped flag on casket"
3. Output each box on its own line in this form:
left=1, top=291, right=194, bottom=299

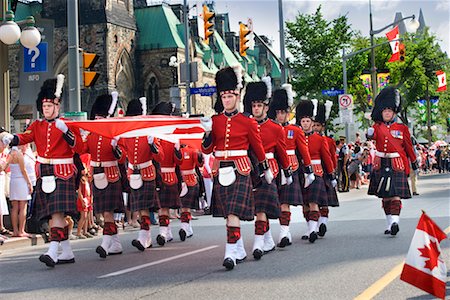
left=67, top=115, right=205, bottom=150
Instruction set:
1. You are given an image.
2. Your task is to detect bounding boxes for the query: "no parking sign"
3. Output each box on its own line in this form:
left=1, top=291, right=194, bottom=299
left=338, top=94, right=353, bottom=109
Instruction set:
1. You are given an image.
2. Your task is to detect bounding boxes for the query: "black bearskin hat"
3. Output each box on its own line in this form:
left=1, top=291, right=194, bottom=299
left=126, top=97, right=147, bottom=116
left=89, top=92, right=118, bottom=120
left=371, top=87, right=401, bottom=122
left=295, top=98, right=315, bottom=124
left=36, top=74, right=65, bottom=114
left=315, top=100, right=333, bottom=125
left=243, top=76, right=272, bottom=114
left=152, top=101, right=176, bottom=115
left=215, top=65, right=244, bottom=95
left=267, top=83, right=294, bottom=119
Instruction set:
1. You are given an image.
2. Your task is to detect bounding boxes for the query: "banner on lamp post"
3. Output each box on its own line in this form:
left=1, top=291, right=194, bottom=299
left=436, top=70, right=446, bottom=92
left=386, top=26, right=400, bottom=62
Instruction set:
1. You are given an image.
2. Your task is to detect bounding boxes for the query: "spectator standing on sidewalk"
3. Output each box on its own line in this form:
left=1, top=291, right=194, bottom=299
left=0, top=132, right=11, bottom=237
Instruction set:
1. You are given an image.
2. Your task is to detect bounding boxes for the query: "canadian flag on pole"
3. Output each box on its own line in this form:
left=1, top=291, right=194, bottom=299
left=400, top=212, right=448, bottom=299
left=386, top=26, right=400, bottom=62
left=436, top=70, right=447, bottom=92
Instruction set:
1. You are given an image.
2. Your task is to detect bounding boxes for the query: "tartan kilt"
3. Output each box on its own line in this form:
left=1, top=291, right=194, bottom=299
left=368, top=158, right=411, bottom=199
left=129, top=180, right=160, bottom=212
left=323, top=175, right=339, bottom=207
left=93, top=180, right=125, bottom=213
left=211, top=173, right=254, bottom=221
left=254, top=181, right=281, bottom=219
left=35, top=164, right=77, bottom=220
left=180, top=184, right=200, bottom=209
left=278, top=169, right=303, bottom=206
left=302, top=176, right=328, bottom=206
left=158, top=183, right=181, bottom=209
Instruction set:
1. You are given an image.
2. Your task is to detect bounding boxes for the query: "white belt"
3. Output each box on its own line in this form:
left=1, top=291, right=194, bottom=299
left=128, top=160, right=153, bottom=170
left=286, top=150, right=296, bottom=155
left=37, top=156, right=73, bottom=165
left=311, top=159, right=322, bottom=164
left=161, top=167, right=176, bottom=173
left=90, top=160, right=118, bottom=167
left=181, top=169, right=196, bottom=175
left=214, top=150, right=247, bottom=157
left=265, top=152, right=274, bottom=159
left=376, top=151, right=400, bottom=158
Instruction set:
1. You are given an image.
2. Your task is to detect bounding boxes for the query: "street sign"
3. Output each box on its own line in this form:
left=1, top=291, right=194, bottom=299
left=322, top=89, right=344, bottom=96
left=338, top=94, right=353, bottom=109
left=339, top=108, right=353, bottom=124
left=190, top=85, right=217, bottom=96
left=23, top=42, right=48, bottom=73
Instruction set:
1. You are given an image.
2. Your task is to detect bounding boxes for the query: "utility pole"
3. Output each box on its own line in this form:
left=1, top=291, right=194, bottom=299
left=67, top=0, right=81, bottom=112
left=426, top=81, right=432, bottom=146
left=342, top=48, right=349, bottom=141
left=278, top=0, right=286, bottom=84
left=183, top=0, right=191, bottom=113
left=0, top=0, right=10, bottom=130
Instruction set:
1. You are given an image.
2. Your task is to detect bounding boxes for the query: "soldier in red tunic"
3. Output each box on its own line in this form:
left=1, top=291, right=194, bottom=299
left=312, top=101, right=339, bottom=237
left=243, top=77, right=293, bottom=260
left=84, top=92, right=125, bottom=258
left=367, top=87, right=418, bottom=236
left=201, top=66, right=272, bottom=270
left=179, top=144, right=204, bottom=240
left=151, top=102, right=183, bottom=246
left=3, top=75, right=83, bottom=267
left=296, top=99, right=336, bottom=243
left=119, top=98, right=164, bottom=251
left=268, top=85, right=314, bottom=247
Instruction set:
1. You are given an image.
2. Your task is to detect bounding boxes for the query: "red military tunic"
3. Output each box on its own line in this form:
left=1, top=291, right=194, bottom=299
left=83, top=133, right=120, bottom=183
left=180, top=146, right=203, bottom=186
left=370, top=122, right=416, bottom=175
left=159, top=140, right=182, bottom=186
left=325, top=135, right=337, bottom=171
left=283, top=123, right=312, bottom=172
left=258, top=118, right=290, bottom=177
left=305, top=132, right=334, bottom=177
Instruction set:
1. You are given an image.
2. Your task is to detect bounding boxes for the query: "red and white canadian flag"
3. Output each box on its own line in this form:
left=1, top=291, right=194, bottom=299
left=386, top=26, right=400, bottom=62
left=436, top=70, right=447, bottom=92
left=400, top=212, right=447, bottom=299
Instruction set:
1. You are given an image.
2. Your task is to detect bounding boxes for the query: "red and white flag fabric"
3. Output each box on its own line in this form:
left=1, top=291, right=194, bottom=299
left=436, top=70, right=447, bottom=92
left=67, top=115, right=205, bottom=150
left=386, top=26, right=400, bottom=62
left=400, top=212, right=448, bottom=299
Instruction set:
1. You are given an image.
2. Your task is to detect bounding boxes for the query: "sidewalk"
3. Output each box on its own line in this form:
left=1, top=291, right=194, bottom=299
left=1, top=234, right=46, bottom=251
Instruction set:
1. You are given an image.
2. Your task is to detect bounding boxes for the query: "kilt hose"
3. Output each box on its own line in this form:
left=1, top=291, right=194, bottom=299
left=368, top=158, right=411, bottom=199
left=254, top=180, right=281, bottom=219
left=211, top=172, right=255, bottom=221
left=302, top=176, right=328, bottom=206
left=180, top=184, right=200, bottom=209
left=323, top=175, right=339, bottom=207
left=93, top=180, right=125, bottom=213
left=278, top=169, right=303, bottom=206
left=35, top=164, right=77, bottom=220
left=158, top=182, right=181, bottom=209
left=129, top=180, right=161, bottom=212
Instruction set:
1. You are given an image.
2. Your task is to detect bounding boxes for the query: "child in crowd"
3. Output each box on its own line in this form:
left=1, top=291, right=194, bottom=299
left=76, top=168, right=93, bottom=239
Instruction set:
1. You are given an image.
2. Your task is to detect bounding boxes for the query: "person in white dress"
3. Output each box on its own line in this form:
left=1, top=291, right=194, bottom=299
left=0, top=131, right=11, bottom=238
left=6, top=146, right=33, bottom=237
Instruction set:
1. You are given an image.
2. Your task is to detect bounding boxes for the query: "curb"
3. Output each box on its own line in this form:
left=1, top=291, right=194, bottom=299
left=1, top=234, right=46, bottom=251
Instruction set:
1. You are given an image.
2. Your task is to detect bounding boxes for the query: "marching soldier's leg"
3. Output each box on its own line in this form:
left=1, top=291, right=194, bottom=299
left=382, top=199, right=392, bottom=234
left=277, top=208, right=291, bottom=248
left=57, top=223, right=75, bottom=264
left=263, top=220, right=275, bottom=253
left=318, top=206, right=329, bottom=237
left=132, top=212, right=152, bottom=251
left=252, top=215, right=267, bottom=260
left=389, top=197, right=402, bottom=236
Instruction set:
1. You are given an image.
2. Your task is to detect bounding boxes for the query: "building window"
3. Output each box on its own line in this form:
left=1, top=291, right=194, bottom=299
left=147, top=76, right=160, bottom=111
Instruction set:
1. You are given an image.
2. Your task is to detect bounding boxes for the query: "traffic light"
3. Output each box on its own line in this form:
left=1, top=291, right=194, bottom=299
left=203, top=5, right=215, bottom=44
left=399, top=43, right=405, bottom=62
left=239, top=22, right=251, bottom=56
left=82, top=52, right=99, bottom=87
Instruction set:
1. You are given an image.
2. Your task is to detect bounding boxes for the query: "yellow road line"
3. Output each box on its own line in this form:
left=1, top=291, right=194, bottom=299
left=354, top=224, right=450, bottom=300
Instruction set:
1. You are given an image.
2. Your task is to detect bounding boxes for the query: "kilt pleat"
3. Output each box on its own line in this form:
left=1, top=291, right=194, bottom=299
left=180, top=184, right=200, bottom=209
left=35, top=164, right=77, bottom=220
left=158, top=183, right=181, bottom=209
left=129, top=180, right=160, bottom=212
left=278, top=170, right=303, bottom=206
left=211, top=173, right=254, bottom=221
left=323, top=175, right=339, bottom=207
left=254, top=181, right=281, bottom=219
left=368, top=158, right=411, bottom=199
left=93, top=180, right=125, bottom=213
left=302, top=176, right=328, bottom=206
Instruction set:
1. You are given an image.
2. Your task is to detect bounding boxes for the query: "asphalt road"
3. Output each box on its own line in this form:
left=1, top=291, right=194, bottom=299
left=0, top=173, right=449, bottom=300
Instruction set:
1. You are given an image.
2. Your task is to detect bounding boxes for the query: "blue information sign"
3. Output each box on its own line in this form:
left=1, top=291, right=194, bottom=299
left=23, top=42, right=48, bottom=73
left=190, top=85, right=217, bottom=96
left=322, top=89, right=344, bottom=96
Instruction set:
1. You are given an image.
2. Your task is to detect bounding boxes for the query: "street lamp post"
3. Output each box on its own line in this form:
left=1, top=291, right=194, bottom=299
left=0, top=3, right=41, bottom=131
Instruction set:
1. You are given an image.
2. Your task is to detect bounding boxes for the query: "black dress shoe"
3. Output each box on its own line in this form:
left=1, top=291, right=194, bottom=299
left=253, top=249, right=263, bottom=260
left=95, top=246, right=107, bottom=258
left=56, top=257, right=75, bottom=264
left=318, top=223, right=327, bottom=237
left=39, top=254, right=56, bottom=268
left=179, top=229, right=187, bottom=241
left=156, top=234, right=166, bottom=246
left=277, top=237, right=289, bottom=248
left=223, top=258, right=235, bottom=270
left=309, top=232, right=318, bottom=243
left=384, top=230, right=391, bottom=235
left=390, top=223, right=399, bottom=236
left=301, top=234, right=309, bottom=240
left=132, top=239, right=145, bottom=251
left=413, top=192, right=419, bottom=196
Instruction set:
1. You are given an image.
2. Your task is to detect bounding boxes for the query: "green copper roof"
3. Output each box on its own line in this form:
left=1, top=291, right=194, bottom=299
left=135, top=5, right=185, bottom=50
left=213, top=31, right=241, bottom=68
left=14, top=2, right=42, bottom=21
